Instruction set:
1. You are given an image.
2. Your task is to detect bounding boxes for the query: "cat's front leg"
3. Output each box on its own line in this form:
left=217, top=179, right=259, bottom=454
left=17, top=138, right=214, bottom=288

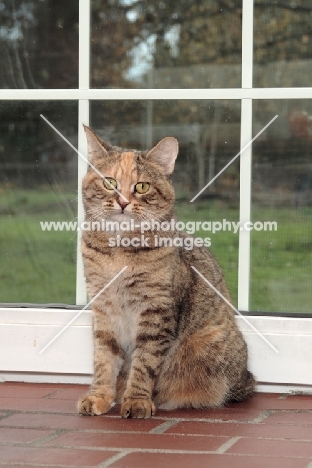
left=78, top=308, right=124, bottom=416
left=121, top=319, right=174, bottom=419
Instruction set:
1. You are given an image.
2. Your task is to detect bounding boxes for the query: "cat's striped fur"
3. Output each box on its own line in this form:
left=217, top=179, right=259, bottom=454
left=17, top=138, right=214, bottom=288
left=77, top=127, right=255, bottom=418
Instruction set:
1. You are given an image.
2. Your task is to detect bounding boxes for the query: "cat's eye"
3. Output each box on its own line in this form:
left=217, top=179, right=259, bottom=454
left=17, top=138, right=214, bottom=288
left=135, top=182, right=150, bottom=194
left=103, top=178, right=117, bottom=190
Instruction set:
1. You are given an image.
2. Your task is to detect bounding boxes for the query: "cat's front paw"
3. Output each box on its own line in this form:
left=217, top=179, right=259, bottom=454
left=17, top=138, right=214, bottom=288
left=77, top=394, right=113, bottom=416
left=121, top=398, right=156, bottom=419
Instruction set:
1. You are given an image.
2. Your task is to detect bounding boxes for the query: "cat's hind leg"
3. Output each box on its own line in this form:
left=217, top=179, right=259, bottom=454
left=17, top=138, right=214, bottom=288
left=226, top=369, right=255, bottom=403
left=155, top=324, right=252, bottom=409
left=155, top=336, right=229, bottom=409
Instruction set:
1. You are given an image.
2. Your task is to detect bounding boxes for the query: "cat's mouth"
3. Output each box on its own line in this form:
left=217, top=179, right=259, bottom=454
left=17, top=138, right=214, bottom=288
left=108, top=212, right=139, bottom=223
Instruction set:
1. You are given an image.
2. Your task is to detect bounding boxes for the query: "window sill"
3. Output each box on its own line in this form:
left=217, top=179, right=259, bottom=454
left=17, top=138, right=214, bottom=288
left=1, top=308, right=311, bottom=390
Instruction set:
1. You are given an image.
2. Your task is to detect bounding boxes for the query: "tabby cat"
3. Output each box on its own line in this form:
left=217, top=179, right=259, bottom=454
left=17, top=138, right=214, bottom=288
left=77, top=126, right=255, bottom=419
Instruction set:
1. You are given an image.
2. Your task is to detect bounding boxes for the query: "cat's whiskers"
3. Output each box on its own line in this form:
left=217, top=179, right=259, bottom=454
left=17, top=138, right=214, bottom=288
left=142, top=208, right=173, bottom=228
left=144, top=205, right=173, bottom=223
left=86, top=207, right=106, bottom=221
left=137, top=211, right=175, bottom=240
left=139, top=211, right=165, bottom=229
left=141, top=208, right=164, bottom=225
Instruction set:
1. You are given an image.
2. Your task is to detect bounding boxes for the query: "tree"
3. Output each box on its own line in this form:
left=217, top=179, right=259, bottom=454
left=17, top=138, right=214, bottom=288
left=0, top=0, right=79, bottom=89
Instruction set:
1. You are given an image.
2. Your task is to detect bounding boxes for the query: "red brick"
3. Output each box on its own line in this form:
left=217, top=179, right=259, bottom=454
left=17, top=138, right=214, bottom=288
left=0, top=382, right=88, bottom=390
left=0, top=446, right=118, bottom=466
left=264, top=400, right=312, bottom=410
left=263, top=411, right=312, bottom=426
left=285, top=394, right=312, bottom=401
left=1, top=384, right=311, bottom=468
left=156, top=407, right=262, bottom=422
left=110, top=452, right=309, bottom=468
left=226, top=395, right=312, bottom=411
left=254, top=393, right=283, bottom=399
left=165, top=421, right=312, bottom=440
left=226, top=393, right=282, bottom=408
left=0, top=397, right=77, bottom=413
left=0, top=386, right=60, bottom=399
left=0, top=412, right=163, bottom=432
left=270, top=398, right=312, bottom=410
left=0, top=427, right=52, bottom=444
left=44, top=431, right=228, bottom=452
left=228, top=437, right=312, bottom=457
left=47, top=387, right=90, bottom=400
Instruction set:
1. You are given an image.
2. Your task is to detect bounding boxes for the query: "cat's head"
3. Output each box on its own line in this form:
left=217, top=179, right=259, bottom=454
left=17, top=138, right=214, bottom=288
left=82, top=126, right=179, bottom=226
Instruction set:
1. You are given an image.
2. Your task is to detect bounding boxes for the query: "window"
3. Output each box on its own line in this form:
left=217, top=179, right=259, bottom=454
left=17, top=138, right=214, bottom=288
left=0, top=101, right=78, bottom=304
left=0, top=0, right=311, bottom=391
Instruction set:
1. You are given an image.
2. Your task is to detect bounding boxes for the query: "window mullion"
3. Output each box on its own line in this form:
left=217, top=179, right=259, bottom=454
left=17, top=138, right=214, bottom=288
left=79, top=0, right=90, bottom=90
left=76, top=0, right=91, bottom=305
left=242, top=0, right=254, bottom=89
left=76, top=100, right=89, bottom=305
left=238, top=0, right=254, bottom=311
left=238, top=99, right=253, bottom=312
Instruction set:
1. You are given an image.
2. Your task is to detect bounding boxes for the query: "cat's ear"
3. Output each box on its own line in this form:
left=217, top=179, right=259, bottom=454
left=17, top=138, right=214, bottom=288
left=146, top=137, right=179, bottom=175
left=83, top=125, right=112, bottom=164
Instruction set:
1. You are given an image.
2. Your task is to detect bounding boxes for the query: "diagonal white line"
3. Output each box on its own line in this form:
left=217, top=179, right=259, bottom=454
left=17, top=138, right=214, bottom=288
left=190, top=114, right=278, bottom=202
left=40, top=114, right=129, bottom=203
left=39, top=266, right=128, bottom=354
left=191, top=266, right=279, bottom=353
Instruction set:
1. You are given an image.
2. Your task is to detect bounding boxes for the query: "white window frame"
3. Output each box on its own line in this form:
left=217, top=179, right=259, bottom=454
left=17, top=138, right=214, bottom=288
left=0, top=0, right=312, bottom=392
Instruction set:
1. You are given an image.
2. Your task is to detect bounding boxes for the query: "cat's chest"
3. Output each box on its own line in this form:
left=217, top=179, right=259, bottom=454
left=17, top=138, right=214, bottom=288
left=110, top=302, right=137, bottom=355
left=89, top=252, right=175, bottom=353
left=108, top=272, right=142, bottom=355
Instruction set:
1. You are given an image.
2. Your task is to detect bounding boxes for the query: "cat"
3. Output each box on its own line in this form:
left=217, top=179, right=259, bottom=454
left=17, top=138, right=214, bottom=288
left=77, top=126, right=255, bottom=419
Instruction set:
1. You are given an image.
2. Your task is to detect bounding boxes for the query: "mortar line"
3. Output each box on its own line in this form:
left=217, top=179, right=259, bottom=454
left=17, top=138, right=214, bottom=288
left=216, top=436, right=241, bottom=454
left=98, top=451, right=131, bottom=468
left=30, top=428, right=69, bottom=447
left=251, top=409, right=272, bottom=423
left=149, top=418, right=179, bottom=434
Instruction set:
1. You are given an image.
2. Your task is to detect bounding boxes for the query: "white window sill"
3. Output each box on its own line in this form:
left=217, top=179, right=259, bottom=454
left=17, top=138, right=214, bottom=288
left=1, top=308, right=311, bottom=393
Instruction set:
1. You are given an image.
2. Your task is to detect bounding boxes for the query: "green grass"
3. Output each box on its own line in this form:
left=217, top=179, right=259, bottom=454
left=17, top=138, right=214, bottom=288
left=0, top=188, right=77, bottom=304
left=177, top=202, right=312, bottom=314
left=250, top=207, right=312, bottom=313
left=0, top=188, right=311, bottom=314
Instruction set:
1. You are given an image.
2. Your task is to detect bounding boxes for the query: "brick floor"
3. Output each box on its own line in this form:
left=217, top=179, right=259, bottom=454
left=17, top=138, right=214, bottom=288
left=0, top=382, right=311, bottom=468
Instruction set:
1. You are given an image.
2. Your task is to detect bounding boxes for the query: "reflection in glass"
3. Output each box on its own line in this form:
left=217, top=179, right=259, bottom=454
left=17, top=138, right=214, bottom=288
left=251, top=100, right=312, bottom=314
left=91, top=1, right=242, bottom=89
left=0, top=0, right=78, bottom=89
left=254, top=1, right=312, bottom=87
left=0, top=102, right=78, bottom=304
left=91, top=100, right=241, bottom=305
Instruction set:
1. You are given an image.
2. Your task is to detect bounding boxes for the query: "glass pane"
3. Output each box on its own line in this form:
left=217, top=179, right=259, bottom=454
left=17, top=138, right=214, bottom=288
left=251, top=100, right=312, bottom=314
left=0, top=101, right=78, bottom=304
left=0, top=0, right=78, bottom=89
left=254, top=1, right=312, bottom=87
left=91, top=1, right=242, bottom=89
left=91, top=100, right=241, bottom=306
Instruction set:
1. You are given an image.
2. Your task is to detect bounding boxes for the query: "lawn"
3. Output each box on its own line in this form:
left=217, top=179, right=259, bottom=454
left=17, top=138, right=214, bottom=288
left=0, top=188, right=77, bottom=304
left=0, top=188, right=311, bottom=314
left=250, top=206, right=312, bottom=313
left=176, top=201, right=312, bottom=314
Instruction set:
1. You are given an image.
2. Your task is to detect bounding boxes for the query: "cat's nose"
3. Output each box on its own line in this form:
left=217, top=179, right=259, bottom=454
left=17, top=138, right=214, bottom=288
left=118, top=199, right=130, bottom=211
